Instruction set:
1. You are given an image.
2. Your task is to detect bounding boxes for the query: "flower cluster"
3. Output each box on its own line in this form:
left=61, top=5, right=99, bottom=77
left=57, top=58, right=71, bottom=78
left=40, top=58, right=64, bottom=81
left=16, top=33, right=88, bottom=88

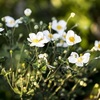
left=27, top=19, right=82, bottom=48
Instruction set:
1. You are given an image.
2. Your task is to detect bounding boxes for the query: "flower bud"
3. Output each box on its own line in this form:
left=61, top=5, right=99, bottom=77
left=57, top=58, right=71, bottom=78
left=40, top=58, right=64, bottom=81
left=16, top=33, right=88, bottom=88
left=70, top=12, right=75, bottom=18
left=24, top=8, right=32, bottom=16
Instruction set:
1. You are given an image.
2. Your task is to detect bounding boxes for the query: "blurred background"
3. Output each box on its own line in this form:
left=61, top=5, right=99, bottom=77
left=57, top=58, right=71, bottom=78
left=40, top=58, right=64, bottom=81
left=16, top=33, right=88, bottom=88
left=0, top=0, right=100, bottom=99
left=0, top=0, right=100, bottom=49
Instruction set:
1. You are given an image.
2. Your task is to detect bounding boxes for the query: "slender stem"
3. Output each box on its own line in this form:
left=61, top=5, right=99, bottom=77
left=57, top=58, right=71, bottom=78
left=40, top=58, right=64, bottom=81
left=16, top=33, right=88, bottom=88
left=16, top=44, right=24, bottom=76
left=68, top=79, right=80, bottom=97
left=25, top=24, right=30, bottom=33
left=29, top=22, right=32, bottom=32
left=11, top=27, right=16, bottom=47
left=35, top=47, right=38, bottom=61
left=17, top=44, right=25, bottom=68
left=5, top=75, right=16, bottom=93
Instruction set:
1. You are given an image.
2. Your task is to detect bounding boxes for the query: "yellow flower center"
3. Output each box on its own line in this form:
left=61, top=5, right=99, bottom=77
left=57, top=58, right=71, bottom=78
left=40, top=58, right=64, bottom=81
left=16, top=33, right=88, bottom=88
left=57, top=25, right=62, bottom=30
left=69, top=37, right=75, bottom=42
left=77, top=57, right=83, bottom=62
left=32, top=38, right=43, bottom=43
left=60, top=40, right=64, bottom=43
left=32, top=39, right=39, bottom=43
left=63, top=34, right=66, bottom=39
left=98, top=44, right=100, bottom=48
left=48, top=33, right=53, bottom=38
left=10, top=20, right=15, bottom=24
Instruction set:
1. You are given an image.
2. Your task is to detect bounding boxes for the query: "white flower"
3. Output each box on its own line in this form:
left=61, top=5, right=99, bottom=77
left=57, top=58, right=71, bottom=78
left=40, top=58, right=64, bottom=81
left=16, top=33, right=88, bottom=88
left=0, top=28, right=4, bottom=32
left=4, top=16, right=22, bottom=28
left=38, top=53, right=48, bottom=63
left=91, top=40, right=100, bottom=51
left=68, top=52, right=90, bottom=67
left=38, top=53, right=48, bottom=59
left=52, top=20, right=67, bottom=33
left=59, top=32, right=67, bottom=41
left=56, top=40, right=68, bottom=47
left=66, top=30, right=81, bottom=46
left=43, top=30, right=60, bottom=42
left=24, top=8, right=32, bottom=16
left=27, top=32, right=48, bottom=47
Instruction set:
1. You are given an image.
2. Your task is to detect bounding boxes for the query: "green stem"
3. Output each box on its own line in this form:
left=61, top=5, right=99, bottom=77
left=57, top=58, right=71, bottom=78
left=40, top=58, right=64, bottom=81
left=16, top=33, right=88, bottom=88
left=5, top=75, right=16, bottom=93
left=16, top=44, right=24, bottom=76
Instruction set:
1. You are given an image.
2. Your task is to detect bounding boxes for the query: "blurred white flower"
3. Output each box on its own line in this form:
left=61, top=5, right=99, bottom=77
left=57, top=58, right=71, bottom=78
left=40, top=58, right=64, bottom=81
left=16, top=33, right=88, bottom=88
left=43, top=30, right=60, bottom=41
left=0, top=28, right=4, bottom=32
left=38, top=53, right=48, bottom=63
left=59, top=32, right=67, bottom=41
left=27, top=32, right=48, bottom=47
left=66, top=30, right=81, bottom=46
left=56, top=40, right=68, bottom=47
left=68, top=52, right=90, bottom=67
left=91, top=40, right=100, bottom=51
left=24, top=8, right=32, bottom=16
left=52, top=20, right=67, bottom=33
left=4, top=16, right=22, bottom=28
left=38, top=53, right=48, bottom=58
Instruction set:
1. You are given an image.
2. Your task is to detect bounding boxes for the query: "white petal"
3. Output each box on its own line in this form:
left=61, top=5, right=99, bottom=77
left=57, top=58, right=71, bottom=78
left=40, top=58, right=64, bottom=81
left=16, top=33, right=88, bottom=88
left=75, top=35, right=82, bottom=43
left=27, top=38, right=32, bottom=42
left=94, top=40, right=99, bottom=47
left=63, top=42, right=68, bottom=47
left=0, top=28, right=4, bottom=32
left=82, top=53, right=90, bottom=63
left=36, top=43, right=44, bottom=47
left=68, top=56, right=77, bottom=63
left=6, top=23, right=15, bottom=27
left=43, top=30, right=49, bottom=34
left=56, top=43, right=62, bottom=47
left=53, top=33, right=60, bottom=40
left=76, top=62, right=83, bottom=67
left=71, top=52, right=79, bottom=58
left=68, top=52, right=78, bottom=63
left=58, top=20, right=66, bottom=28
left=15, top=19, right=22, bottom=24
left=29, top=33, right=36, bottom=40
left=37, top=32, right=44, bottom=40
left=67, top=30, right=75, bottom=36
left=52, top=20, right=57, bottom=30
left=42, top=36, right=49, bottom=43
left=4, top=16, right=15, bottom=23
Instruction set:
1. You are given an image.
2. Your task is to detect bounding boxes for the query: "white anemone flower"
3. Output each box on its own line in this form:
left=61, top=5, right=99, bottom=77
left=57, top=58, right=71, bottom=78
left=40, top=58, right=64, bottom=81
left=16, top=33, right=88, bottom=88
left=51, top=20, right=67, bottom=33
left=66, top=30, right=81, bottom=46
left=59, top=32, right=67, bottom=41
left=56, top=40, right=68, bottom=47
left=27, top=32, right=48, bottom=47
left=68, top=52, right=90, bottom=67
left=4, top=16, right=22, bottom=28
left=24, top=8, right=32, bottom=16
left=0, top=28, right=4, bottom=32
left=43, top=30, right=60, bottom=41
left=91, top=40, right=100, bottom=51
